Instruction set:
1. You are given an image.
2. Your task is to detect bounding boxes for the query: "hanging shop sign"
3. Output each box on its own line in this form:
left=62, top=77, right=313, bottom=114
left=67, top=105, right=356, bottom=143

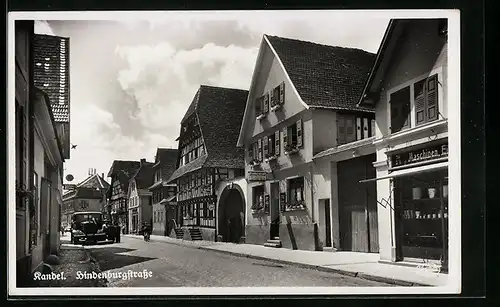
left=391, top=141, right=449, bottom=168
left=247, top=171, right=271, bottom=182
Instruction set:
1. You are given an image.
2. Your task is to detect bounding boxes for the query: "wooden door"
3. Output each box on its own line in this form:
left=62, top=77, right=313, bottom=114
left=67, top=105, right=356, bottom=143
left=270, top=182, right=280, bottom=239
left=338, top=155, right=378, bottom=253
left=40, top=178, right=51, bottom=259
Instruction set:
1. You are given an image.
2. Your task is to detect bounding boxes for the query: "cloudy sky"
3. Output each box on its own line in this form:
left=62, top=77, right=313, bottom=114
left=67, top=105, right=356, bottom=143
left=33, top=12, right=390, bottom=185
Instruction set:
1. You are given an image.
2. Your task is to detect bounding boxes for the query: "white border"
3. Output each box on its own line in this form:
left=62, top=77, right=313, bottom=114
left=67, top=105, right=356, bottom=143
left=8, top=9, right=461, bottom=297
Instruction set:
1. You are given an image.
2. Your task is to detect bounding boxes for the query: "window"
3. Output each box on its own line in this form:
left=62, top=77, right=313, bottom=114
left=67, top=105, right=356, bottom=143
left=288, top=177, right=305, bottom=206
left=248, top=141, right=260, bottom=164
left=390, top=86, right=411, bottom=133
left=283, top=119, right=303, bottom=153
left=252, top=185, right=265, bottom=211
left=180, top=137, right=205, bottom=166
left=337, top=114, right=375, bottom=145
left=270, top=82, right=285, bottom=109
left=255, top=93, right=269, bottom=118
left=414, top=74, right=439, bottom=126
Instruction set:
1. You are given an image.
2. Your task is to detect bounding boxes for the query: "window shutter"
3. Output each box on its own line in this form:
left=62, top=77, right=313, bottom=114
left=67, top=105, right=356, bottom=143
left=257, top=138, right=262, bottom=161
left=337, top=116, right=346, bottom=145
left=356, top=117, right=362, bottom=141
left=414, top=80, right=426, bottom=126
left=371, top=119, right=376, bottom=137
left=296, top=119, right=303, bottom=148
left=345, top=116, right=355, bottom=143
left=255, top=98, right=262, bottom=116
left=283, top=126, right=288, bottom=149
left=279, top=82, right=285, bottom=105
left=426, top=74, right=438, bottom=121
left=363, top=117, right=369, bottom=139
left=270, top=88, right=275, bottom=107
left=248, top=145, right=253, bottom=162
left=263, top=93, right=269, bottom=113
left=263, top=136, right=269, bottom=157
left=275, top=130, right=280, bottom=156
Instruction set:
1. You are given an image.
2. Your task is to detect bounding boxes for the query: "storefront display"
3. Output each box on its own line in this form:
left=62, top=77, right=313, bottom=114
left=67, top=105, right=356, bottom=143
left=394, top=167, right=448, bottom=268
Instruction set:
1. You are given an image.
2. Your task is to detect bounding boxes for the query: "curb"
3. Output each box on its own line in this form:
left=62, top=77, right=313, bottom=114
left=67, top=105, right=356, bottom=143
left=125, top=235, right=432, bottom=287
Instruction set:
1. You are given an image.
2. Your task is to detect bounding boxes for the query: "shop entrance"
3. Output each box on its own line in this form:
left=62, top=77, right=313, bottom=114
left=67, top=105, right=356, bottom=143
left=394, top=169, right=448, bottom=267
left=338, top=154, right=379, bottom=253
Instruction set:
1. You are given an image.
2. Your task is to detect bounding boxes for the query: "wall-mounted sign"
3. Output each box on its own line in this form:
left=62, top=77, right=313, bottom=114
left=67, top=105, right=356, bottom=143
left=391, top=141, right=449, bottom=168
left=247, top=171, right=269, bottom=182
left=63, top=184, right=76, bottom=190
left=279, top=192, right=287, bottom=212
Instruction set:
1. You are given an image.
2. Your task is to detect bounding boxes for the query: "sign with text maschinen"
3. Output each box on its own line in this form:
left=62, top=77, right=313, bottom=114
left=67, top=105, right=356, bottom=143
left=391, top=141, right=448, bottom=168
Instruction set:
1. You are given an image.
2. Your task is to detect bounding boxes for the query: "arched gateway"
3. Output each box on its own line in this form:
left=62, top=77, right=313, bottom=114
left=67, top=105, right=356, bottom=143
left=217, top=184, right=245, bottom=243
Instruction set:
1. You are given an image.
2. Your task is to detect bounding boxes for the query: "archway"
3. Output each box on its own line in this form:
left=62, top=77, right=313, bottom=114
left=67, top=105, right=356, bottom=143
left=218, top=184, right=245, bottom=243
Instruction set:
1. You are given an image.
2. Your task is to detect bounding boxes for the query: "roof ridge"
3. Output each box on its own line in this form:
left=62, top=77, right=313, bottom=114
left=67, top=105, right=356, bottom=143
left=265, top=34, right=375, bottom=54
left=199, top=84, right=249, bottom=92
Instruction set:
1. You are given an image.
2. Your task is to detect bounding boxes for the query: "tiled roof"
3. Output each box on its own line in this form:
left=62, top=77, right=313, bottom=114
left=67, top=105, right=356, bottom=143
left=131, top=161, right=155, bottom=190
left=168, top=154, right=208, bottom=183
left=77, top=173, right=110, bottom=190
left=265, top=35, right=376, bottom=112
left=63, top=187, right=104, bottom=201
left=107, top=160, right=141, bottom=191
left=32, top=34, right=70, bottom=123
left=168, top=85, right=248, bottom=183
left=196, top=85, right=248, bottom=168
left=155, top=148, right=179, bottom=182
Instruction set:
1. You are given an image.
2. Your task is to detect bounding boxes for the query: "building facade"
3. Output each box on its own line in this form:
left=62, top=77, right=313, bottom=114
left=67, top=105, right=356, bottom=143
left=106, top=160, right=141, bottom=233
left=127, top=159, right=155, bottom=234
left=357, top=19, right=449, bottom=271
left=168, top=85, right=248, bottom=242
left=149, top=148, right=178, bottom=236
left=15, top=21, right=72, bottom=286
left=62, top=170, right=109, bottom=226
left=237, top=35, right=376, bottom=251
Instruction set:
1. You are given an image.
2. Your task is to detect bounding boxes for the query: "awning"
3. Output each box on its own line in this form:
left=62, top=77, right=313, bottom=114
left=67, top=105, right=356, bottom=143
left=359, top=161, right=448, bottom=183
left=159, top=195, right=176, bottom=204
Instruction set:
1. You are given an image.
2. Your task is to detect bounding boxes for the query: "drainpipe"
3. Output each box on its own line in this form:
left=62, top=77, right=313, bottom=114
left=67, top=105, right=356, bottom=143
left=311, top=163, right=320, bottom=250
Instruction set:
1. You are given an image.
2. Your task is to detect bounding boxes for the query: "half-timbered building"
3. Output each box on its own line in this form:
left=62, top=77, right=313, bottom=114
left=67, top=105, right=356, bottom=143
left=105, top=160, right=141, bottom=233
left=127, top=158, right=155, bottom=234
left=168, top=85, right=248, bottom=242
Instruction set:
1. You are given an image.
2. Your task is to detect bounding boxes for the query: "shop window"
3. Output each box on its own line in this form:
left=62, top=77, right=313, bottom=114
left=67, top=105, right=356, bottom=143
left=251, top=185, right=265, bottom=212
left=287, top=177, right=305, bottom=211
left=395, top=170, right=448, bottom=267
left=390, top=86, right=411, bottom=133
left=283, top=119, right=303, bottom=154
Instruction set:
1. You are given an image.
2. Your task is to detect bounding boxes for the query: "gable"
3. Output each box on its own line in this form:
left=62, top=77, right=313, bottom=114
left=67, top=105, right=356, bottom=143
left=237, top=37, right=307, bottom=146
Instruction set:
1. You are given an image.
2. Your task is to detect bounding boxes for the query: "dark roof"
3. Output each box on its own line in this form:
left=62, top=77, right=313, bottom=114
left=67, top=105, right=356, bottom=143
left=154, top=148, right=179, bottom=182
left=77, top=173, right=110, bottom=190
left=265, top=35, right=376, bottom=112
left=107, top=160, right=141, bottom=192
left=168, top=85, right=248, bottom=182
left=130, top=161, right=155, bottom=190
left=168, top=155, right=208, bottom=183
left=63, top=187, right=104, bottom=201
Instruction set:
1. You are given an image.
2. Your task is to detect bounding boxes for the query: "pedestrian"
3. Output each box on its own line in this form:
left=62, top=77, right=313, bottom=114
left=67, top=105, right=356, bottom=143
left=115, top=222, right=121, bottom=243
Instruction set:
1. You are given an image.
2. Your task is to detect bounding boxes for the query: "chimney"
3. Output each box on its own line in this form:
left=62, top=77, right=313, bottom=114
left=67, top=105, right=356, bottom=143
left=102, top=173, right=104, bottom=178
left=140, top=158, right=146, bottom=165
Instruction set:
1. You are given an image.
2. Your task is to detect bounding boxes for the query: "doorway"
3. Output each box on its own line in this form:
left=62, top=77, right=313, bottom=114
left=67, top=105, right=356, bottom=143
left=270, top=182, right=280, bottom=240
left=318, top=199, right=332, bottom=248
left=338, top=154, right=379, bottom=253
left=218, top=185, right=245, bottom=243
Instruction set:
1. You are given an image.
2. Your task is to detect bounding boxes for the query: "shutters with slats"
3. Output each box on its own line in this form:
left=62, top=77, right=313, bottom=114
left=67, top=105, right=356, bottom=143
left=279, top=82, right=285, bottom=105
left=263, top=93, right=269, bottom=114
left=371, top=119, right=376, bottom=137
left=257, top=138, right=262, bottom=161
left=274, top=130, right=280, bottom=156
left=337, top=115, right=346, bottom=145
left=283, top=126, right=288, bottom=149
left=248, top=145, right=253, bottom=162
left=296, top=119, right=303, bottom=148
left=263, top=136, right=269, bottom=157
left=363, top=117, right=369, bottom=139
left=270, top=88, right=275, bottom=108
left=426, top=74, right=438, bottom=121
left=414, top=80, right=426, bottom=126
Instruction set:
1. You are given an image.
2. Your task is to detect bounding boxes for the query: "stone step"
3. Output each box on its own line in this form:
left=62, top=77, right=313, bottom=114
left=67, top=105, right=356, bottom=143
left=264, top=242, right=282, bottom=248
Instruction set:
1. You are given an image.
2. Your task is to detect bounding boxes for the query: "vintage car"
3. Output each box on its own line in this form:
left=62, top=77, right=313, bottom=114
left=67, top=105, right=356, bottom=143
left=70, top=211, right=117, bottom=244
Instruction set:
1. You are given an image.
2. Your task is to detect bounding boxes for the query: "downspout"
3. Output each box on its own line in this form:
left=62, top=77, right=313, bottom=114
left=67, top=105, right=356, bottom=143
left=311, top=162, right=320, bottom=251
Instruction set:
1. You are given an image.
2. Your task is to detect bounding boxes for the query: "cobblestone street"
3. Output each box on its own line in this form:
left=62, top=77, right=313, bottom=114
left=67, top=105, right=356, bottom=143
left=86, top=236, right=393, bottom=287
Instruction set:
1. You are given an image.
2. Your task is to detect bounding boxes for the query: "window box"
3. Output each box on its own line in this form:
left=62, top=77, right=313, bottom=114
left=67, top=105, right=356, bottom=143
left=284, top=145, right=299, bottom=155
left=271, top=104, right=282, bottom=112
left=284, top=201, right=306, bottom=212
left=256, top=113, right=267, bottom=120
left=264, top=155, right=278, bottom=162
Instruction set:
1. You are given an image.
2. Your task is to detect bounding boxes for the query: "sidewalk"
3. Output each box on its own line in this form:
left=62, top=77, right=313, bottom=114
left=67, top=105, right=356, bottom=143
left=33, top=238, right=108, bottom=287
left=126, top=234, right=448, bottom=287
